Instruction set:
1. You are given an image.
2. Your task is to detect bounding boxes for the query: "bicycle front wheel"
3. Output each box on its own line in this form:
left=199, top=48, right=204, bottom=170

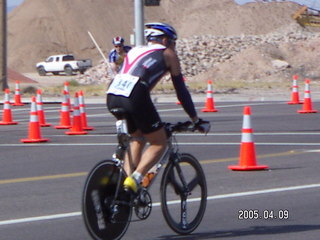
left=160, top=153, right=207, bottom=234
left=82, top=160, right=132, bottom=240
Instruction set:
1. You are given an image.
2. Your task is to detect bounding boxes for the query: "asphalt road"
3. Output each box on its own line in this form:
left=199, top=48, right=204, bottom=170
left=1, top=99, right=320, bottom=240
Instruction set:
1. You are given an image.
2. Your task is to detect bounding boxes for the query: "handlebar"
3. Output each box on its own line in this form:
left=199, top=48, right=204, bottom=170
left=164, top=120, right=210, bottom=137
left=165, top=121, right=194, bottom=134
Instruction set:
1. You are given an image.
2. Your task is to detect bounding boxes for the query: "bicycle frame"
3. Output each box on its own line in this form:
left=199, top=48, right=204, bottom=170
left=111, top=119, right=177, bottom=191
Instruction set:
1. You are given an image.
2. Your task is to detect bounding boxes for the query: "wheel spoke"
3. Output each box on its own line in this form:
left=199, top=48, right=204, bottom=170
left=180, top=199, right=188, bottom=229
left=187, top=175, right=200, bottom=192
left=168, top=170, right=184, bottom=195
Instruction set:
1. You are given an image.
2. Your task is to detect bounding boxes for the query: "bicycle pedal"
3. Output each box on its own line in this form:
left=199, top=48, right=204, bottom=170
left=132, top=188, right=147, bottom=206
left=137, top=188, right=148, bottom=202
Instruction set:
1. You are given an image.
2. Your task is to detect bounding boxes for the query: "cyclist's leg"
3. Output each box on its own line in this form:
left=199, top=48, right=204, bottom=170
left=124, top=127, right=167, bottom=192
left=130, top=84, right=167, bottom=177
left=122, top=83, right=167, bottom=190
left=124, top=130, right=146, bottom=175
left=135, top=127, right=167, bottom=176
left=107, top=93, right=144, bottom=176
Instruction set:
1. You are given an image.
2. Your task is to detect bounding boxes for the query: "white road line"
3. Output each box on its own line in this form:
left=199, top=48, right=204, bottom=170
left=7, top=101, right=294, bottom=121
left=1, top=142, right=320, bottom=147
left=24, top=132, right=320, bottom=137
left=156, top=102, right=282, bottom=112
left=0, top=183, right=319, bottom=226
left=304, top=149, right=320, bottom=152
left=0, top=143, right=118, bottom=147
left=0, top=212, right=81, bottom=226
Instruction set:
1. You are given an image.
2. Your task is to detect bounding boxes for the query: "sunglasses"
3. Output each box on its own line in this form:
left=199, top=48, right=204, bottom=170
left=114, top=45, right=122, bottom=48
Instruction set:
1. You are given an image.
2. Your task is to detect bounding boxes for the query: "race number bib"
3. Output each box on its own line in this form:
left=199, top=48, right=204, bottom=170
left=107, top=74, right=139, bottom=97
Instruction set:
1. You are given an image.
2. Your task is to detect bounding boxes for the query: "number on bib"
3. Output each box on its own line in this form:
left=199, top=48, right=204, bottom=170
left=107, top=74, right=140, bottom=97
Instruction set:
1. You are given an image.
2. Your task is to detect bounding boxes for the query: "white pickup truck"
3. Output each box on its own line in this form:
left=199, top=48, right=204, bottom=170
left=36, top=54, right=92, bottom=76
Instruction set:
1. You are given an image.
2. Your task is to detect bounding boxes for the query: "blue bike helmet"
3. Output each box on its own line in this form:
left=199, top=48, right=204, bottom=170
left=144, top=22, right=177, bottom=41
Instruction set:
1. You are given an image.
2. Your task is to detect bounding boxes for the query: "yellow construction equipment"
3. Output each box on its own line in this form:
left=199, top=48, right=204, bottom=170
left=292, top=5, right=320, bottom=27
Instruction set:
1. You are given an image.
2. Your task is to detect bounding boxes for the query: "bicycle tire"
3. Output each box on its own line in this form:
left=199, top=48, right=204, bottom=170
left=82, top=160, right=132, bottom=240
left=160, top=153, right=207, bottom=234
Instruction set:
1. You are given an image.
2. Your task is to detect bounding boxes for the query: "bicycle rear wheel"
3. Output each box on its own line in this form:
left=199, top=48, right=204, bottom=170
left=160, top=153, right=207, bottom=234
left=82, top=160, right=132, bottom=240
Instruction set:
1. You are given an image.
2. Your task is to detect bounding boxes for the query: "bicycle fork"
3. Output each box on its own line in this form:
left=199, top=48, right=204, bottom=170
left=171, top=154, right=191, bottom=229
left=108, top=165, right=126, bottom=223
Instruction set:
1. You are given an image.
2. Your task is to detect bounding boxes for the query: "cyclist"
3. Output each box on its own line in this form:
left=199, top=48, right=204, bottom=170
left=108, top=36, right=132, bottom=74
left=107, top=22, right=210, bottom=193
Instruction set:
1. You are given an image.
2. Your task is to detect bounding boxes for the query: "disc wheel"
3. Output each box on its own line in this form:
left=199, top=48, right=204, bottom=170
left=82, top=160, right=132, bottom=240
left=160, top=153, right=207, bottom=234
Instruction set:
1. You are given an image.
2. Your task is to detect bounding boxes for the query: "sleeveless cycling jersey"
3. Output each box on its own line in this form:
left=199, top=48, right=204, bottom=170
left=107, top=43, right=196, bottom=134
left=118, top=44, right=168, bottom=90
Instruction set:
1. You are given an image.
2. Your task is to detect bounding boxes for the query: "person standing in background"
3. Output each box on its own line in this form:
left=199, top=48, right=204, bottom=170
left=108, top=36, right=131, bottom=75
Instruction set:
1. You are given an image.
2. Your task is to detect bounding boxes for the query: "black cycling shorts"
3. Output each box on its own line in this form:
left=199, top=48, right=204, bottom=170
left=107, top=82, right=163, bottom=134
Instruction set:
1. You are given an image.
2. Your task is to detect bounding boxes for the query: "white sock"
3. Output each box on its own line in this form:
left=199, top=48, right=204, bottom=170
left=131, top=171, right=143, bottom=184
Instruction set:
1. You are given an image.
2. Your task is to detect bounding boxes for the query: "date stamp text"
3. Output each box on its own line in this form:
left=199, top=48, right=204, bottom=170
left=238, top=209, right=289, bottom=220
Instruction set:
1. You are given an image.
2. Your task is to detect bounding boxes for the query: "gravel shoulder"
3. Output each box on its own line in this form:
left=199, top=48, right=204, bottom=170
left=22, top=72, right=78, bottom=87
left=6, top=72, right=320, bottom=104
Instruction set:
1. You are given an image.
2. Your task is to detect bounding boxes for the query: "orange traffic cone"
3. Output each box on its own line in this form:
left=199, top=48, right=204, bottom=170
left=12, top=81, right=25, bottom=106
left=202, top=80, right=218, bottom=112
left=287, top=75, right=302, bottom=105
left=65, top=92, right=88, bottom=135
left=78, top=90, right=94, bottom=130
left=0, top=89, right=18, bottom=125
left=228, top=106, right=268, bottom=171
left=298, top=79, right=318, bottom=113
left=36, top=89, right=51, bottom=127
left=64, top=81, right=73, bottom=112
left=21, top=96, right=49, bottom=143
left=55, top=91, right=72, bottom=129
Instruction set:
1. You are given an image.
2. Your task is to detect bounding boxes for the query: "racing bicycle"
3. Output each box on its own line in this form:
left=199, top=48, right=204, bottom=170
left=82, top=108, right=209, bottom=240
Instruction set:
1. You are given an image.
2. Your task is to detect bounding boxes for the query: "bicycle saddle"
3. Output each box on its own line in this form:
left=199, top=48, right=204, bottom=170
left=109, top=108, right=128, bottom=120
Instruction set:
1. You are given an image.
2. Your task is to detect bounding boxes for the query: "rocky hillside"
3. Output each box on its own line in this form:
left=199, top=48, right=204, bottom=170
left=77, top=22, right=320, bottom=87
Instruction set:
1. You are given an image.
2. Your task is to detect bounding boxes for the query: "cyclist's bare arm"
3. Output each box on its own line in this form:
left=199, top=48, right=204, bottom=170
left=110, top=62, right=118, bottom=74
left=163, top=44, right=181, bottom=77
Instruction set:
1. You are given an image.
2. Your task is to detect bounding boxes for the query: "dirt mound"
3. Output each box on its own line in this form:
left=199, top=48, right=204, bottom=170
left=8, top=0, right=166, bottom=72
left=162, top=0, right=300, bottom=36
left=8, top=0, right=303, bottom=73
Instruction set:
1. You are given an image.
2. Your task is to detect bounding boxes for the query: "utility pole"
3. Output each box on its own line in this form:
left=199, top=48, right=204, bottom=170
left=0, top=0, right=8, bottom=91
left=134, top=0, right=144, bottom=46
left=134, top=0, right=161, bottom=46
